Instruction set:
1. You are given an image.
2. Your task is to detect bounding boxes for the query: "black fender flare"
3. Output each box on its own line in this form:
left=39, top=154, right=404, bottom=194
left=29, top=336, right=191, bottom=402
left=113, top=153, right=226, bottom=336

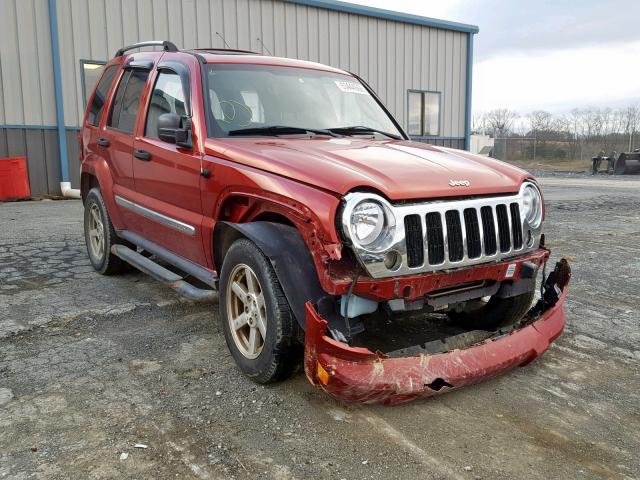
left=215, top=221, right=327, bottom=330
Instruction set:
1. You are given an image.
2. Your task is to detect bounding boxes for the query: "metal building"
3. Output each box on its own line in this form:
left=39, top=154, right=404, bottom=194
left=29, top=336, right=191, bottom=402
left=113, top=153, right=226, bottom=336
left=0, top=0, right=478, bottom=196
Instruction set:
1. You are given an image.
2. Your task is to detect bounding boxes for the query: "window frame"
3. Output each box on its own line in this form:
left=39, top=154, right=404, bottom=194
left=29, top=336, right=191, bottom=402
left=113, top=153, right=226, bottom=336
left=84, top=63, right=119, bottom=128
left=143, top=70, right=188, bottom=139
left=106, top=68, right=151, bottom=135
left=406, top=89, right=441, bottom=138
left=79, top=59, right=107, bottom=107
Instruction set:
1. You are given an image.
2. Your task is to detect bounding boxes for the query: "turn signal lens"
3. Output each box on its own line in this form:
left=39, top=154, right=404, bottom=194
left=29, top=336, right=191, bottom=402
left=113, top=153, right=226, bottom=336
left=316, top=361, right=330, bottom=385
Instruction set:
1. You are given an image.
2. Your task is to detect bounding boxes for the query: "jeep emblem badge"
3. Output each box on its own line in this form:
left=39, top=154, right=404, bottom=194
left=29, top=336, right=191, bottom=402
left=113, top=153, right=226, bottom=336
left=449, top=179, right=470, bottom=187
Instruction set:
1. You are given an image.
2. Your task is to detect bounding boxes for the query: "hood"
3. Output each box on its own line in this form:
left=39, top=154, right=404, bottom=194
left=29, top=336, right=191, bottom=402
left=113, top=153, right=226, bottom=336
left=207, top=137, right=533, bottom=201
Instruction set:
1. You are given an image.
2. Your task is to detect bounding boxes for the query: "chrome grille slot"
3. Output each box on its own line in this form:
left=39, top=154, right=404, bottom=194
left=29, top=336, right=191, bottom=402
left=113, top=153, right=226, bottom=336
left=404, top=214, right=424, bottom=267
left=510, top=202, right=523, bottom=249
left=445, top=210, right=464, bottom=262
left=425, top=212, right=445, bottom=265
left=480, top=206, right=497, bottom=255
left=463, top=208, right=482, bottom=259
left=496, top=204, right=511, bottom=252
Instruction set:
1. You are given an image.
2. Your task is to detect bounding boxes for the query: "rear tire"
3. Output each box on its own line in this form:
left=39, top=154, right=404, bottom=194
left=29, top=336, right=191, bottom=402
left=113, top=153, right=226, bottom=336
left=83, top=187, right=130, bottom=275
left=219, top=238, right=301, bottom=384
left=447, top=289, right=535, bottom=330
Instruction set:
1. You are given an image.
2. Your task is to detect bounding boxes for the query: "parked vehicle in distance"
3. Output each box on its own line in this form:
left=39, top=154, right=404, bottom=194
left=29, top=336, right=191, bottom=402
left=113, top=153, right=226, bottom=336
left=80, top=41, right=571, bottom=404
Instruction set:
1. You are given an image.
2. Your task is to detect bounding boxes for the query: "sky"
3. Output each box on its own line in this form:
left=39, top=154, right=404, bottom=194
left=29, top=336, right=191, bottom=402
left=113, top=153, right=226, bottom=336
left=349, top=0, right=640, bottom=115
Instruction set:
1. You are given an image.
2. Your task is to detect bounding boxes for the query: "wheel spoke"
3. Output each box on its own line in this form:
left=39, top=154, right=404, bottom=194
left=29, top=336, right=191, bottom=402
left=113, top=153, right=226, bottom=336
left=91, top=208, right=101, bottom=226
left=89, top=228, right=99, bottom=239
left=256, top=293, right=265, bottom=311
left=245, top=268, right=257, bottom=295
left=248, top=327, right=258, bottom=355
left=231, top=281, right=248, bottom=303
left=256, top=313, right=266, bottom=339
left=232, top=312, right=248, bottom=331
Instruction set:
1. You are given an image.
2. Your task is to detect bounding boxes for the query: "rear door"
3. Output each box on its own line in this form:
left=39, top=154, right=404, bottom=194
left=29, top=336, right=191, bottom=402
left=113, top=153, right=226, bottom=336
left=102, top=57, right=153, bottom=233
left=131, top=56, right=206, bottom=265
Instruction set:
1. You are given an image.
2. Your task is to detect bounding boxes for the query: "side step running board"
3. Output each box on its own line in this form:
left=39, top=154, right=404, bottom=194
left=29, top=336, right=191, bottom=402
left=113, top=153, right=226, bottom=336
left=117, top=230, right=218, bottom=287
left=111, top=244, right=217, bottom=302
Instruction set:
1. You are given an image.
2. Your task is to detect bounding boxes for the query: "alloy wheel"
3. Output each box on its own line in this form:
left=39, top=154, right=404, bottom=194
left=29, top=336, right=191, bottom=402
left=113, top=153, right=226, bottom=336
left=226, top=263, right=267, bottom=359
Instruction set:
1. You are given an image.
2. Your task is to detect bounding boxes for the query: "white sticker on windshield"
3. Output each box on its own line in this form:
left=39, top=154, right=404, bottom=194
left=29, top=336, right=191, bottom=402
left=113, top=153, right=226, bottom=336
left=334, top=80, right=367, bottom=95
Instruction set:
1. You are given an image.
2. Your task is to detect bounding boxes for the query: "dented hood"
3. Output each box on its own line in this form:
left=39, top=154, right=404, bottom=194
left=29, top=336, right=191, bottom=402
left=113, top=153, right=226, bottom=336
left=209, top=137, right=533, bottom=200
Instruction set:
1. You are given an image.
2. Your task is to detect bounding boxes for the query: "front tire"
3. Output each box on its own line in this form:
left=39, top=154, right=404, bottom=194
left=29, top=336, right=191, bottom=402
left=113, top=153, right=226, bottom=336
left=447, top=289, right=535, bottom=330
left=83, top=187, right=129, bottom=275
left=219, top=238, right=301, bottom=384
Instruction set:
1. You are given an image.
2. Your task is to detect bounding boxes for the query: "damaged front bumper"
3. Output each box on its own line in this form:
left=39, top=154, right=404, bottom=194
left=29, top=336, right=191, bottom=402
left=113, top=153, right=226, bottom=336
left=304, top=260, right=571, bottom=405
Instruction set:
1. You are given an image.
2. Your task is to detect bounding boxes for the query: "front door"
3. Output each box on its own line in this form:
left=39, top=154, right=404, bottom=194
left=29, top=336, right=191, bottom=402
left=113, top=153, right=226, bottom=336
left=131, top=65, right=206, bottom=265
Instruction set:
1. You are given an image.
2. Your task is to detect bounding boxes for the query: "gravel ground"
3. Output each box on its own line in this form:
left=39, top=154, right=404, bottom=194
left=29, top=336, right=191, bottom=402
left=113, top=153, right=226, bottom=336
left=1, top=172, right=639, bottom=479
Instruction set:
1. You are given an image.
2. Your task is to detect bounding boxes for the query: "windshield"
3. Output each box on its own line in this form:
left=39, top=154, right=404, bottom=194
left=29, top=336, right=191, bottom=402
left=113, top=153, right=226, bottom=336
left=203, top=64, right=402, bottom=138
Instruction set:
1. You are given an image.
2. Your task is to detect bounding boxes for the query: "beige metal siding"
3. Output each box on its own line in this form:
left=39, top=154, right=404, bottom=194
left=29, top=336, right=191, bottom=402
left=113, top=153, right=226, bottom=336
left=1, top=0, right=468, bottom=136
left=0, top=0, right=56, bottom=125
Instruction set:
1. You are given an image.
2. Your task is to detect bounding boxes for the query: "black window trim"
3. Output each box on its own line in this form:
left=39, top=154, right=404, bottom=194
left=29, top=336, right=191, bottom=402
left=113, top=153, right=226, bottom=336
left=106, top=68, right=151, bottom=135
left=143, top=69, right=189, bottom=139
left=156, top=60, right=192, bottom=117
left=407, top=89, right=441, bottom=138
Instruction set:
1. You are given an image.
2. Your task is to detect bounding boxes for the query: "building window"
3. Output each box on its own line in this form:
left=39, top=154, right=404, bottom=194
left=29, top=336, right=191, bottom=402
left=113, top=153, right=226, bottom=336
left=80, top=60, right=107, bottom=107
left=407, top=90, right=440, bottom=137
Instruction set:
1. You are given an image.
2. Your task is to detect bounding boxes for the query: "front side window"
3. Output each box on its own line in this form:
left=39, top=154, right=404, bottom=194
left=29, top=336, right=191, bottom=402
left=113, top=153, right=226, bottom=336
left=204, top=64, right=402, bottom=138
left=407, top=90, right=440, bottom=137
left=86, top=64, right=117, bottom=126
left=108, top=69, right=150, bottom=134
left=145, top=72, right=186, bottom=138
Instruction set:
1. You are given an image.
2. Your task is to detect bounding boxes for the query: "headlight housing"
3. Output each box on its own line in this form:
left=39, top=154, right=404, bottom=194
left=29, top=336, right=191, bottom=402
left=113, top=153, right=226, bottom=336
left=521, top=182, right=543, bottom=229
left=341, top=194, right=396, bottom=251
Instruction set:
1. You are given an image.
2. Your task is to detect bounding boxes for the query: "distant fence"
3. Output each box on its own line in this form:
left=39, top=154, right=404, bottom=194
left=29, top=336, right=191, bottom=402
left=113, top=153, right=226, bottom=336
left=492, top=137, right=635, bottom=163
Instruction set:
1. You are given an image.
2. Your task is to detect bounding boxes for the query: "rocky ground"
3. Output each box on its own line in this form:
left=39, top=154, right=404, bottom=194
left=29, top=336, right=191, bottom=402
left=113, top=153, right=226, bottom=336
left=1, top=172, right=639, bottom=479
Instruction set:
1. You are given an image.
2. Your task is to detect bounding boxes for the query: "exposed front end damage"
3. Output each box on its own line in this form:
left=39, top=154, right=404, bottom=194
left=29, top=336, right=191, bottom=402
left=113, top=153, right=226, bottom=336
left=304, top=259, right=571, bottom=405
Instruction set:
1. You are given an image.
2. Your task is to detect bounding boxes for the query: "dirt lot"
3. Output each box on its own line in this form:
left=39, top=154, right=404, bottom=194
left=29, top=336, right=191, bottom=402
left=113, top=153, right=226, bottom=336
left=1, top=173, right=639, bottom=480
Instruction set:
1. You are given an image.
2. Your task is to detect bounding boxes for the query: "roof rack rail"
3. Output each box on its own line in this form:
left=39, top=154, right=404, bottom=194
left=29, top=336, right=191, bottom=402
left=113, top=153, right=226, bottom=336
left=114, top=40, right=179, bottom=58
left=189, top=48, right=260, bottom=55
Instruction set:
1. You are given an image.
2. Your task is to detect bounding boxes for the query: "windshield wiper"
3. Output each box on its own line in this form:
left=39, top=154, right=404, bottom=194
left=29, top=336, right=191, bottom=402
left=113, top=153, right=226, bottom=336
left=328, top=125, right=402, bottom=140
left=228, top=125, right=339, bottom=137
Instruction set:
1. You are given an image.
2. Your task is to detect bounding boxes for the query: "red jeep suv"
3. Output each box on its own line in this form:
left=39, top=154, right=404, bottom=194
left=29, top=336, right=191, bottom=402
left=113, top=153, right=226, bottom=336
left=81, top=41, right=570, bottom=404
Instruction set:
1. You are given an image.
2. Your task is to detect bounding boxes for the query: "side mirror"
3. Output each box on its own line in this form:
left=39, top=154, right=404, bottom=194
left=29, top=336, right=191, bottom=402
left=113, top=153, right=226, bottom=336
left=158, top=113, right=191, bottom=148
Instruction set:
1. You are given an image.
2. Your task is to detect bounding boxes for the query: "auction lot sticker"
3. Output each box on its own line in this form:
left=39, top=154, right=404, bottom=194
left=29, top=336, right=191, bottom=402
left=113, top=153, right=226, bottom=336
left=334, top=80, right=367, bottom=94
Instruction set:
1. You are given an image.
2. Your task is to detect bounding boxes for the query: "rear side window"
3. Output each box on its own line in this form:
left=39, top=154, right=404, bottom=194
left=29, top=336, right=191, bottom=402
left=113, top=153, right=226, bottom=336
left=144, top=72, right=186, bottom=138
left=108, top=69, right=150, bottom=134
left=87, top=65, right=118, bottom=126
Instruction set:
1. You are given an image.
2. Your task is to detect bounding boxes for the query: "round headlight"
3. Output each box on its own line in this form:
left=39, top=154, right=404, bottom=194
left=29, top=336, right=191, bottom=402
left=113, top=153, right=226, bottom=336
left=350, top=201, right=385, bottom=246
left=522, top=183, right=543, bottom=229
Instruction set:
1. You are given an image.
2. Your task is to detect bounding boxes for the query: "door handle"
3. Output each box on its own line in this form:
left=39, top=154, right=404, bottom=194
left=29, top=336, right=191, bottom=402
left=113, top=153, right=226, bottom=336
left=97, top=138, right=110, bottom=147
left=134, top=149, right=151, bottom=161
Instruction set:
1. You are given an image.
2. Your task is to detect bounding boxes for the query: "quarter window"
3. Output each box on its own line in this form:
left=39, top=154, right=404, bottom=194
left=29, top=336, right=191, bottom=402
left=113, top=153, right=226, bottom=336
left=407, top=90, right=440, bottom=137
left=108, top=69, right=150, bottom=134
left=86, top=64, right=117, bottom=126
left=145, top=72, right=186, bottom=138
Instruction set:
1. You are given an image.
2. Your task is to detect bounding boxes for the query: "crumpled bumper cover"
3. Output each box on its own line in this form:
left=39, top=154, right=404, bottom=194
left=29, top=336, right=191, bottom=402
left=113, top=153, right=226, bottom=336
left=304, top=277, right=569, bottom=406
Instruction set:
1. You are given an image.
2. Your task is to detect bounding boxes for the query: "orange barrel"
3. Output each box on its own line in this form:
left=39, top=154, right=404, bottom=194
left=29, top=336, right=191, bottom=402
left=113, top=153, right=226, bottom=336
left=0, top=156, right=31, bottom=201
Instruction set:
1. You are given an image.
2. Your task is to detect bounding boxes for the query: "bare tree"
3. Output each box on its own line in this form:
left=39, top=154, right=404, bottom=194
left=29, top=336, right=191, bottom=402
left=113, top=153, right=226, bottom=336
left=621, top=105, right=639, bottom=151
left=528, top=110, right=553, bottom=135
left=485, top=109, right=518, bottom=136
left=527, top=110, right=553, bottom=161
left=472, top=112, right=487, bottom=134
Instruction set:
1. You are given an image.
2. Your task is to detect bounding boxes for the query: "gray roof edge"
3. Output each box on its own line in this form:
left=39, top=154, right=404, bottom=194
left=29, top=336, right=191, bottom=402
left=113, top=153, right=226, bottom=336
left=284, top=0, right=479, bottom=34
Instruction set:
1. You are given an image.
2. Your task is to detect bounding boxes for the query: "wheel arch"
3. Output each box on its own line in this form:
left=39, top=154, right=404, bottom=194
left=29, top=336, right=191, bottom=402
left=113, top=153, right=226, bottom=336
left=215, top=221, right=327, bottom=330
